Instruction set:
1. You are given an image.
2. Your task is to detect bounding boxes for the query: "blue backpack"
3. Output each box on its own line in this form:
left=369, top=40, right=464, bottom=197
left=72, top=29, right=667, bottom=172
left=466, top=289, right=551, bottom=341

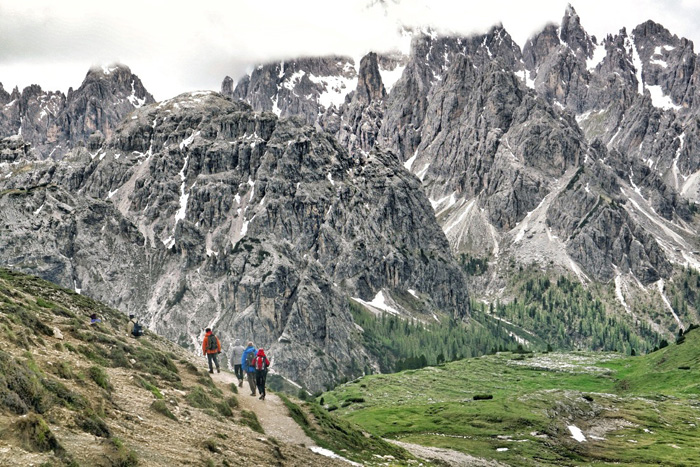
left=132, top=322, right=144, bottom=337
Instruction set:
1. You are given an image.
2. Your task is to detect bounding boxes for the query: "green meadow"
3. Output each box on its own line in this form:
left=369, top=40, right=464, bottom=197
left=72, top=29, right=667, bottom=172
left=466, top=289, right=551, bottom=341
left=321, top=329, right=700, bottom=466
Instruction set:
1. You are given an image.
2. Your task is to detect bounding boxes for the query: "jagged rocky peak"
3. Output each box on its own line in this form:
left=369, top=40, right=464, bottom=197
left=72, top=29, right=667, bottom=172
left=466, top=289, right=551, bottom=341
left=0, top=82, right=10, bottom=105
left=58, top=63, right=155, bottom=146
left=231, top=56, right=358, bottom=125
left=355, top=52, right=386, bottom=103
left=523, top=4, right=595, bottom=72
left=221, top=75, right=234, bottom=98
left=79, top=63, right=154, bottom=109
left=0, top=63, right=156, bottom=160
left=559, top=3, right=595, bottom=57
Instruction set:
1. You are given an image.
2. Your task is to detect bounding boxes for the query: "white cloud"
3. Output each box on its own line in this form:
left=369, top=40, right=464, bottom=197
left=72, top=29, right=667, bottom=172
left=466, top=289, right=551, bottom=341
left=0, top=0, right=698, bottom=100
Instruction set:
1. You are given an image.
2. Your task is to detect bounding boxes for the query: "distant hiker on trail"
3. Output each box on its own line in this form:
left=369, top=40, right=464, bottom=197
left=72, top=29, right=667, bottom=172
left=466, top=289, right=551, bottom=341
left=230, top=339, right=246, bottom=387
left=241, top=341, right=257, bottom=396
left=203, top=328, right=221, bottom=374
left=254, top=348, right=270, bottom=401
left=90, top=313, right=101, bottom=325
left=127, top=315, right=144, bottom=338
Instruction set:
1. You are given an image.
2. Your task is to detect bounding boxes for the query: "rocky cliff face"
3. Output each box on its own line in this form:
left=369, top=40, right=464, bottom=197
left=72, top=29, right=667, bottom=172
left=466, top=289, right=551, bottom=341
left=0, top=92, right=469, bottom=391
left=0, top=64, right=154, bottom=159
left=223, top=5, right=700, bottom=334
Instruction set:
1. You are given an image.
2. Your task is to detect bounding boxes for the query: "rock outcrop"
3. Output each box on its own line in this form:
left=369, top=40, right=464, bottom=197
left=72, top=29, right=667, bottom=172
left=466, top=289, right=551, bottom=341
left=0, top=64, right=154, bottom=159
left=0, top=92, right=469, bottom=391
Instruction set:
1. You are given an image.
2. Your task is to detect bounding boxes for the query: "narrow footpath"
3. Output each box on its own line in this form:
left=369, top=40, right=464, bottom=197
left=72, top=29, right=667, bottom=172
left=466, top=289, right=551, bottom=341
left=211, top=370, right=316, bottom=447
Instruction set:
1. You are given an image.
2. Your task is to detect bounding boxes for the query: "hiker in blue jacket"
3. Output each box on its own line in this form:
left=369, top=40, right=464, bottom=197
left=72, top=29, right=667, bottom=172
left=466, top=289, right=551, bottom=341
left=241, top=342, right=257, bottom=396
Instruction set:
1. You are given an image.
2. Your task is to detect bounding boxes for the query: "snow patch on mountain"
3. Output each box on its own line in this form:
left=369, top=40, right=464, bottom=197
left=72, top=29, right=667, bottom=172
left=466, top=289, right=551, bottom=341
left=380, top=64, right=406, bottom=94
left=647, top=85, right=681, bottom=110
left=626, top=35, right=644, bottom=94
left=352, top=290, right=400, bottom=316
left=586, top=43, right=607, bottom=71
left=515, top=70, right=535, bottom=89
left=309, top=73, right=357, bottom=109
left=657, top=279, right=682, bottom=328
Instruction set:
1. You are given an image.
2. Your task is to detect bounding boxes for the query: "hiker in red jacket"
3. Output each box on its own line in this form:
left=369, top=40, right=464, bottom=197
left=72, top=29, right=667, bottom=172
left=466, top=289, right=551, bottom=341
left=254, top=348, right=270, bottom=400
left=202, top=328, right=221, bottom=373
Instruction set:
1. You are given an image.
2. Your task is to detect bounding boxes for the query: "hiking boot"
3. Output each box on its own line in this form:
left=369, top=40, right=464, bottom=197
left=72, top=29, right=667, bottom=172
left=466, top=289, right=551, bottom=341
left=259, top=395, right=264, bottom=400
left=216, top=368, right=220, bottom=373
left=250, top=392, right=256, bottom=396
left=238, top=381, right=243, bottom=388
left=208, top=370, right=214, bottom=374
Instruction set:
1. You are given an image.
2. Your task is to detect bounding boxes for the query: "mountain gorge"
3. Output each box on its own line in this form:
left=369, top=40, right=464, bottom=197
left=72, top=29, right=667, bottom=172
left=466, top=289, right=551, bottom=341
left=2, top=4, right=700, bottom=392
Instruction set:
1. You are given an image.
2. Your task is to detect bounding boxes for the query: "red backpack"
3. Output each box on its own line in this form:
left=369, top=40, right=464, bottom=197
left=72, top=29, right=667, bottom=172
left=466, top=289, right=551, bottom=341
left=254, top=355, right=268, bottom=371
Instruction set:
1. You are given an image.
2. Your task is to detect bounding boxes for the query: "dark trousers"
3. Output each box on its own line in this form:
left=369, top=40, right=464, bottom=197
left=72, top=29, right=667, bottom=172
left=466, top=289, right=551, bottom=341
left=207, top=353, right=220, bottom=372
left=234, top=364, right=243, bottom=381
left=255, top=369, right=267, bottom=396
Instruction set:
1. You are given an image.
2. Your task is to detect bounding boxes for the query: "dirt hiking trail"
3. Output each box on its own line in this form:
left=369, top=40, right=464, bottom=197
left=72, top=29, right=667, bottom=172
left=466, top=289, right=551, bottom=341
left=212, top=370, right=316, bottom=447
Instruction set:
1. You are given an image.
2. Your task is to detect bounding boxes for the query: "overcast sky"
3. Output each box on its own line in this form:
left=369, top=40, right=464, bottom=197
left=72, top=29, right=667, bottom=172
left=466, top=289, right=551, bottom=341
left=1, top=0, right=698, bottom=101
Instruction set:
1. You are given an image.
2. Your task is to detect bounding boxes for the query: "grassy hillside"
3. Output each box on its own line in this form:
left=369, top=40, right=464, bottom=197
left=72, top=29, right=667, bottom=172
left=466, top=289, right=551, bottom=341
left=0, top=268, right=406, bottom=466
left=321, top=331, right=700, bottom=466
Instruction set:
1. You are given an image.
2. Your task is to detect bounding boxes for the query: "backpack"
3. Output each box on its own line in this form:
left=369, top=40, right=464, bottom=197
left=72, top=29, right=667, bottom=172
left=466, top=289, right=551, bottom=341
left=207, top=334, right=218, bottom=352
left=132, top=322, right=143, bottom=337
left=245, top=350, right=255, bottom=368
left=254, top=356, right=268, bottom=371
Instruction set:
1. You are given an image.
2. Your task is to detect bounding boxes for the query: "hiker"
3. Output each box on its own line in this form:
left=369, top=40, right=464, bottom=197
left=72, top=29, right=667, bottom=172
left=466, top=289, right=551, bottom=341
left=202, top=328, right=221, bottom=374
left=127, top=314, right=143, bottom=338
left=89, top=313, right=101, bottom=325
left=254, top=348, right=270, bottom=400
left=241, top=341, right=257, bottom=396
left=230, top=339, right=246, bottom=387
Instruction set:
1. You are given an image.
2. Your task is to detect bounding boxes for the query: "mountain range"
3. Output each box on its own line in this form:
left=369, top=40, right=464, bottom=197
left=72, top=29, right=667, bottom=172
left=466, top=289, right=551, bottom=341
left=1, top=4, right=699, bottom=390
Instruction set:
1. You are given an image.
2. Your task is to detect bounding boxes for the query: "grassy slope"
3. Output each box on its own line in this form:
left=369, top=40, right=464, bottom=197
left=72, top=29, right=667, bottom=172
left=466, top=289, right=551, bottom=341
left=322, top=333, right=700, bottom=466
left=0, top=268, right=405, bottom=466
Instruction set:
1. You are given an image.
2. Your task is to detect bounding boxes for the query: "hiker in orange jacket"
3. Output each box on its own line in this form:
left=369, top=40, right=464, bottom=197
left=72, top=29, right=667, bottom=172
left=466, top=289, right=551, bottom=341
left=202, top=328, right=221, bottom=373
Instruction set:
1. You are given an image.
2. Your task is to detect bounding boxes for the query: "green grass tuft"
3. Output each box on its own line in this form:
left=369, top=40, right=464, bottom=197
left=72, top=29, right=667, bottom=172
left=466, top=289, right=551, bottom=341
left=151, top=400, right=177, bottom=421
left=135, top=375, right=163, bottom=399
left=109, top=437, right=138, bottom=466
left=240, top=409, right=264, bottom=433
left=88, top=366, right=112, bottom=391
left=186, top=386, right=215, bottom=409
left=13, top=413, right=64, bottom=454
left=74, top=411, right=111, bottom=438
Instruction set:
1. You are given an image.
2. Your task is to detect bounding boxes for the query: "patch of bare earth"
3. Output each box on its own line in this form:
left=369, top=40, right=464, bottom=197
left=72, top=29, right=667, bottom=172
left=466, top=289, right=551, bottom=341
left=388, top=439, right=509, bottom=467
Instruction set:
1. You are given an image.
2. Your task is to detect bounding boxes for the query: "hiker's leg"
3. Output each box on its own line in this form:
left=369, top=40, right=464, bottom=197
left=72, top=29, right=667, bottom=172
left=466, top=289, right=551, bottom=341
left=213, top=353, right=220, bottom=372
left=234, top=364, right=242, bottom=381
left=247, top=371, right=256, bottom=395
left=207, top=354, right=214, bottom=372
left=255, top=370, right=263, bottom=394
